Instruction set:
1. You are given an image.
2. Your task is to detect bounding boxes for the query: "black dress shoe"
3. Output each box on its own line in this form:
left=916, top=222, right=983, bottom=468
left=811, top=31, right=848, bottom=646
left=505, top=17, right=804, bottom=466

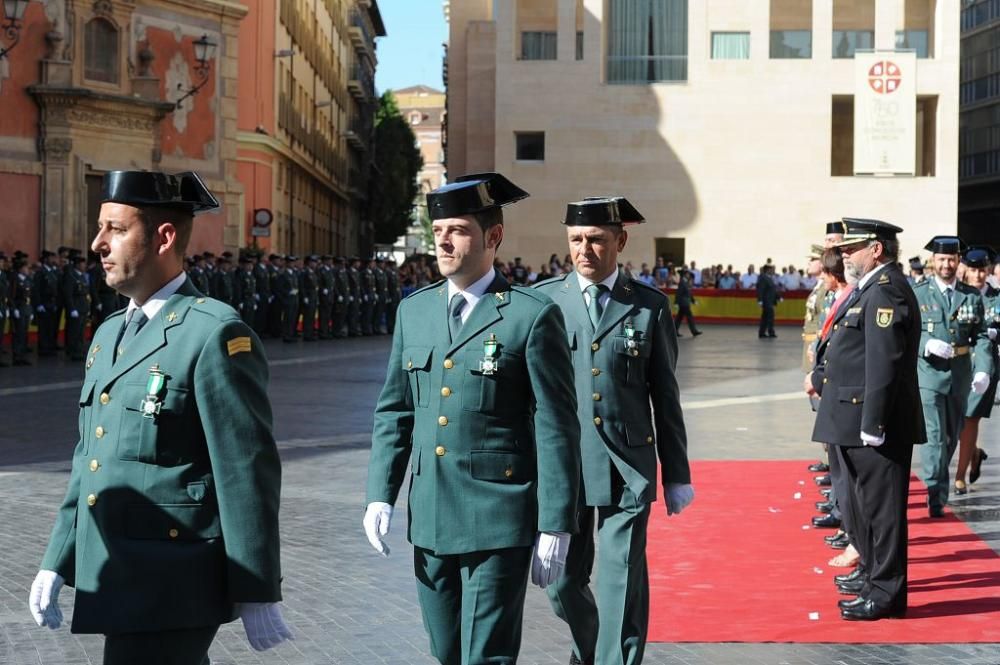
left=824, top=529, right=846, bottom=544
left=836, top=577, right=866, bottom=595
left=828, top=533, right=850, bottom=549
left=928, top=505, right=945, bottom=518
left=970, top=448, right=989, bottom=484
left=808, top=461, right=830, bottom=473
left=814, top=474, right=832, bottom=486
left=834, top=567, right=865, bottom=585
left=569, top=653, right=594, bottom=665
left=692, top=331, right=703, bottom=336
left=819, top=488, right=833, bottom=498
left=840, top=599, right=905, bottom=621
left=767, top=332, right=778, bottom=338
left=815, top=500, right=834, bottom=513
left=758, top=334, right=767, bottom=338
left=838, top=595, right=866, bottom=610
left=812, top=513, right=841, bottom=528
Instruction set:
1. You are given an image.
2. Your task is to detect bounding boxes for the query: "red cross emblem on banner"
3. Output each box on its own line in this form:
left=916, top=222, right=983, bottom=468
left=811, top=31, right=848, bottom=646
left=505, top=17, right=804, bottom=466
left=868, top=60, right=902, bottom=94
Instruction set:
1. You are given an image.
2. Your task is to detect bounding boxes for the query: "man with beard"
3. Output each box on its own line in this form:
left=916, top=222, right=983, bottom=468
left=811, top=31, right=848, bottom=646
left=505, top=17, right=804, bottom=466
left=912, top=236, right=993, bottom=517
left=808, top=218, right=924, bottom=621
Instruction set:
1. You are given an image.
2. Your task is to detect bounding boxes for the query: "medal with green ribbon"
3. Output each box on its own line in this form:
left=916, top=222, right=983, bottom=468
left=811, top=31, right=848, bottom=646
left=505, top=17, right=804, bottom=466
left=140, top=363, right=166, bottom=418
left=624, top=319, right=642, bottom=355
left=479, top=333, right=499, bottom=375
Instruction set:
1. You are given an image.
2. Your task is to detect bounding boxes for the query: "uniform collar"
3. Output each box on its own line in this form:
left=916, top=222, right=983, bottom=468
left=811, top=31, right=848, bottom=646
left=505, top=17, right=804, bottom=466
left=576, top=269, right=619, bottom=294
left=447, top=267, right=497, bottom=306
left=934, top=275, right=957, bottom=293
left=126, top=271, right=187, bottom=322
left=858, top=261, right=892, bottom=290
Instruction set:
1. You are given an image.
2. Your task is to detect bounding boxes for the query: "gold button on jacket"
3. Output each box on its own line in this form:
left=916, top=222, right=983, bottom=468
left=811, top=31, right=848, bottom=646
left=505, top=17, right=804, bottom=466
left=99, top=393, right=110, bottom=405
left=435, top=445, right=446, bottom=457
left=86, top=494, right=97, bottom=507
left=89, top=460, right=100, bottom=472
left=443, top=358, right=454, bottom=369
left=95, top=426, right=105, bottom=438
left=438, top=416, right=448, bottom=426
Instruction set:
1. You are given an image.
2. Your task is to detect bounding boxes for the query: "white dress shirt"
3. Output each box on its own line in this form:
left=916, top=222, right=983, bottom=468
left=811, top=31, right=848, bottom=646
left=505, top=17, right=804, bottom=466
left=577, top=270, right=618, bottom=309
left=124, top=271, right=188, bottom=324
left=446, top=268, right=497, bottom=325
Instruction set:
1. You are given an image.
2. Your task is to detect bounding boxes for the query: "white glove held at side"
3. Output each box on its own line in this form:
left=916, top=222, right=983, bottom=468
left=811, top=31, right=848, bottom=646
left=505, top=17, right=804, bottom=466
left=239, top=602, right=293, bottom=651
left=861, top=431, right=885, bottom=447
left=924, top=339, right=955, bottom=359
left=363, top=501, right=393, bottom=556
left=972, top=372, right=991, bottom=395
left=665, top=483, right=695, bottom=515
left=989, top=328, right=998, bottom=342
left=530, top=531, right=570, bottom=588
left=28, top=570, right=64, bottom=629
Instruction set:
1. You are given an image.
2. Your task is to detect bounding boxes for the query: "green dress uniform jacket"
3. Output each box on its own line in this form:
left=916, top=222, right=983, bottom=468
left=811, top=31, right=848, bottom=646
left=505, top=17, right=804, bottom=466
left=40, top=278, right=282, bottom=635
left=534, top=271, right=690, bottom=507
left=366, top=272, right=581, bottom=554
left=967, top=285, right=1000, bottom=418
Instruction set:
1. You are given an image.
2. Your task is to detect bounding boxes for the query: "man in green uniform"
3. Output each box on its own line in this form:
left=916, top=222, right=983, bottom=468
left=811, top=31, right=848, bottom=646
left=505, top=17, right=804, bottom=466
left=11, top=255, right=33, bottom=365
left=317, top=255, right=336, bottom=340
left=28, top=171, right=290, bottom=664
left=233, top=254, right=257, bottom=328
left=364, top=172, right=581, bottom=665
left=913, top=236, right=993, bottom=517
left=333, top=256, right=350, bottom=338
left=63, top=253, right=91, bottom=361
left=535, top=197, right=693, bottom=665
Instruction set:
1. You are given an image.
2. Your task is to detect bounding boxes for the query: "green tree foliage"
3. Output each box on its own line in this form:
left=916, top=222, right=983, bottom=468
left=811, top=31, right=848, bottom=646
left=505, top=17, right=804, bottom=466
left=371, top=91, right=423, bottom=244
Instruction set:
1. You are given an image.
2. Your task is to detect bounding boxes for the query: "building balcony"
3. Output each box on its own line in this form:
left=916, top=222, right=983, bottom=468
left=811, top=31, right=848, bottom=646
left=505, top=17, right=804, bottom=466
left=344, top=129, right=366, bottom=152
left=348, top=62, right=375, bottom=102
left=349, top=9, right=376, bottom=58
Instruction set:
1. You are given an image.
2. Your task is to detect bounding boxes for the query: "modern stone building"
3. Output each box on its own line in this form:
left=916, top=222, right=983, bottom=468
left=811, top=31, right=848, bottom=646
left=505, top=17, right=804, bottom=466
left=958, top=0, right=1000, bottom=244
left=236, top=0, right=385, bottom=256
left=446, top=0, right=959, bottom=268
left=395, top=84, right=446, bottom=194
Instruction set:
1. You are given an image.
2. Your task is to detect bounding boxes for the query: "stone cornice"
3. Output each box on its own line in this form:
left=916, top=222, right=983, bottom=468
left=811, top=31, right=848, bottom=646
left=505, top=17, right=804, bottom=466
left=28, top=85, right=176, bottom=133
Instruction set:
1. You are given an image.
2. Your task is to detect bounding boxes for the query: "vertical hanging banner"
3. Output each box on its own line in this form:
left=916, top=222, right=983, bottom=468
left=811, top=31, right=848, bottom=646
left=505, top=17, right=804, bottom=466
left=854, top=51, right=917, bottom=175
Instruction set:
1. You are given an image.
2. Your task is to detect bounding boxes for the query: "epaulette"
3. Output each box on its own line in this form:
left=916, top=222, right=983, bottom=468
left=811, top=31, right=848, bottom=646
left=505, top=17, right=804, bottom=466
left=629, top=278, right=669, bottom=300
left=878, top=273, right=890, bottom=285
left=510, top=283, right=553, bottom=304
left=912, top=279, right=930, bottom=290
left=957, top=282, right=981, bottom=295
left=189, top=295, right=240, bottom=321
left=405, top=279, right=446, bottom=300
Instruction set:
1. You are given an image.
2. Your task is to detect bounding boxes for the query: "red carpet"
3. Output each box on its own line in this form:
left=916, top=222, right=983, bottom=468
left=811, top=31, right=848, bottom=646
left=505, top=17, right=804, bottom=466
left=646, top=460, right=1000, bottom=643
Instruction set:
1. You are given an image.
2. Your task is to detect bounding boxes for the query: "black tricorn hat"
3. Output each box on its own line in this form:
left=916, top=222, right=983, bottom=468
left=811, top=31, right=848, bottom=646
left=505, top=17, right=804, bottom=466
left=832, top=218, right=903, bottom=247
left=101, top=171, right=220, bottom=215
left=563, top=196, right=645, bottom=226
left=908, top=256, right=925, bottom=271
left=426, top=172, right=529, bottom=220
left=925, top=235, right=962, bottom=255
left=961, top=245, right=996, bottom=268
left=826, top=221, right=844, bottom=235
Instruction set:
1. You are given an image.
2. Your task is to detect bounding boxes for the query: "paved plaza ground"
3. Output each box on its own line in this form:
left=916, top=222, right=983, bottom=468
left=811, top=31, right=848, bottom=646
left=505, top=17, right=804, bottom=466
left=0, top=325, right=997, bottom=664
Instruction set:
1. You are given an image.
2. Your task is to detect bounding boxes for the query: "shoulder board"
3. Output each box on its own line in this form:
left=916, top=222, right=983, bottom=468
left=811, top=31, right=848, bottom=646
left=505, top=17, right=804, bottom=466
left=405, top=279, right=447, bottom=300
left=510, top=284, right=552, bottom=304
left=630, top=278, right=668, bottom=297
left=532, top=273, right=570, bottom=291
left=957, top=282, right=980, bottom=295
left=878, top=273, right=891, bottom=284
left=912, top=278, right=930, bottom=289
left=189, top=295, right=240, bottom=321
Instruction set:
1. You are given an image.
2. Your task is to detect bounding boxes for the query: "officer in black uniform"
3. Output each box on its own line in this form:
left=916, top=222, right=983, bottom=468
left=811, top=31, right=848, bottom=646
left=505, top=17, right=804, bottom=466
left=0, top=252, right=9, bottom=366
left=11, top=255, right=33, bottom=365
left=757, top=265, right=779, bottom=338
left=62, top=253, right=91, bottom=361
left=359, top=258, right=375, bottom=336
left=189, top=254, right=211, bottom=295
left=808, top=218, right=925, bottom=621
left=253, top=252, right=271, bottom=335
left=371, top=258, right=387, bottom=334
left=234, top=254, right=257, bottom=327
left=385, top=258, right=401, bottom=334
left=317, top=255, right=336, bottom=340
left=211, top=256, right=235, bottom=306
left=347, top=257, right=362, bottom=336
left=266, top=254, right=284, bottom=338
left=34, top=250, right=60, bottom=356
left=299, top=256, right=319, bottom=341
left=332, top=257, right=350, bottom=338
left=277, top=255, right=300, bottom=342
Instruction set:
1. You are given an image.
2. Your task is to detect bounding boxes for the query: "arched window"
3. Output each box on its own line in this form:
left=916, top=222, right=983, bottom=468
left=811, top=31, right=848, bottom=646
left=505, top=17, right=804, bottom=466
left=85, top=18, right=119, bottom=84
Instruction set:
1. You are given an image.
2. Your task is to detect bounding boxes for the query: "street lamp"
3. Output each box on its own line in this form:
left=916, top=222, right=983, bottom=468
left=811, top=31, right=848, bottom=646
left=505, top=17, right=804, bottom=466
left=1, top=0, right=31, bottom=59
left=174, top=34, right=217, bottom=109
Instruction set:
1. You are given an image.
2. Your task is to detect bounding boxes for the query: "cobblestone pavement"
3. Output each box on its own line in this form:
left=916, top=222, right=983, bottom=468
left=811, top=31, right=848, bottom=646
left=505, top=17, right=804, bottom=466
left=0, top=326, right=997, bottom=664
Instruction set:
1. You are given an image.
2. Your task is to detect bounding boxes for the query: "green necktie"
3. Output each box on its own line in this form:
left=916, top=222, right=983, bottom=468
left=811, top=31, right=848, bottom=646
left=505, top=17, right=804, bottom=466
left=586, top=284, right=606, bottom=330
left=945, top=287, right=953, bottom=310
left=115, top=309, right=148, bottom=363
left=448, top=293, right=465, bottom=341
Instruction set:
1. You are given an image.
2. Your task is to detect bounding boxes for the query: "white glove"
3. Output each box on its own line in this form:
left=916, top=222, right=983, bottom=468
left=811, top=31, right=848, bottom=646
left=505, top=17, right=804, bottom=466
left=530, top=531, right=570, bottom=588
left=13, top=309, right=20, bottom=319
left=322, top=289, right=329, bottom=295
left=989, top=328, right=998, bottom=342
left=924, top=339, right=955, bottom=359
left=363, top=501, right=393, bottom=556
left=338, top=296, right=344, bottom=303
left=28, top=570, right=64, bottom=629
left=239, top=602, right=293, bottom=651
left=972, top=372, right=991, bottom=395
left=95, top=304, right=103, bottom=312
left=303, top=298, right=310, bottom=305
left=36, top=305, right=45, bottom=313
left=69, top=310, right=79, bottom=319
left=665, top=483, right=695, bottom=515
left=860, top=431, right=885, bottom=447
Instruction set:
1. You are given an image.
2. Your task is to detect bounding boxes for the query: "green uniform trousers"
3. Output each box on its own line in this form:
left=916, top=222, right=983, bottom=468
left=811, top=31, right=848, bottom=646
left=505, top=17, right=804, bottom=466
left=919, top=387, right=965, bottom=510
left=413, top=546, right=532, bottom=665
left=546, top=485, right=651, bottom=665
left=103, top=626, right=218, bottom=665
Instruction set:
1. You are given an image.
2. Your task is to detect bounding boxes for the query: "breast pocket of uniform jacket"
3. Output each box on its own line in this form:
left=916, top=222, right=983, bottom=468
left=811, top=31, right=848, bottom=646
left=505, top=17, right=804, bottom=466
left=612, top=336, right=651, bottom=384
left=403, top=346, right=433, bottom=408
left=841, top=311, right=863, bottom=332
left=463, top=346, right=526, bottom=412
left=78, top=380, right=96, bottom=454
left=837, top=386, right=864, bottom=407
left=120, top=381, right=192, bottom=465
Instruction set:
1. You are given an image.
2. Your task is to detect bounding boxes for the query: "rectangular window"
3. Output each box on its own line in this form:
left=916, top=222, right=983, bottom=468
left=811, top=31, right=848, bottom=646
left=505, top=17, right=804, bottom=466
left=515, top=132, right=545, bottom=161
left=916, top=96, right=937, bottom=177
left=832, top=0, right=874, bottom=59
left=831, top=96, right=854, bottom=176
left=576, top=0, right=584, bottom=60
left=895, top=30, right=929, bottom=58
left=711, top=32, right=750, bottom=60
left=607, top=0, right=688, bottom=84
left=521, top=31, right=557, bottom=60
left=576, top=31, right=584, bottom=60
left=898, top=0, right=934, bottom=58
left=770, top=0, right=812, bottom=59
